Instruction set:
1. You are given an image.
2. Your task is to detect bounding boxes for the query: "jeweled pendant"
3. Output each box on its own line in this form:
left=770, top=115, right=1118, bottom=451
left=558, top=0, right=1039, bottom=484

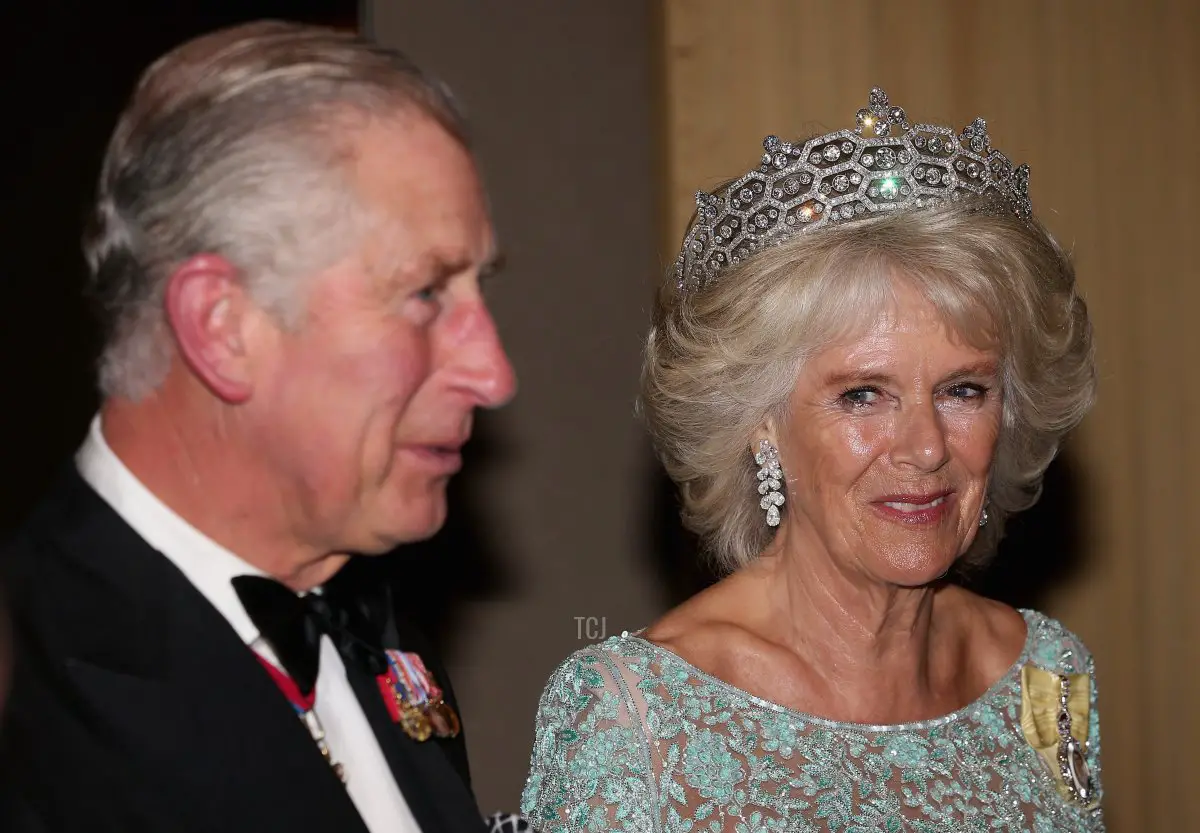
left=1055, top=675, right=1093, bottom=804
left=1059, top=735, right=1093, bottom=804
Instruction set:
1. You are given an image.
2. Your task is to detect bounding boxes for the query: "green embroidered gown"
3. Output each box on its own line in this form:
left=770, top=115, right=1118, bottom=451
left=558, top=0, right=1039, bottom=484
left=522, top=610, right=1103, bottom=832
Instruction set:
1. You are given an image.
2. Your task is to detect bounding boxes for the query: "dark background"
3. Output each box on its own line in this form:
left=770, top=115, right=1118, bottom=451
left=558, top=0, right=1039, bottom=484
left=0, top=0, right=357, bottom=537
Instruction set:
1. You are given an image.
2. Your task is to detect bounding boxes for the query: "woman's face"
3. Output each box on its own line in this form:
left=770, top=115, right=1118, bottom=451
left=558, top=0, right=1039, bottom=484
left=769, top=280, right=1001, bottom=586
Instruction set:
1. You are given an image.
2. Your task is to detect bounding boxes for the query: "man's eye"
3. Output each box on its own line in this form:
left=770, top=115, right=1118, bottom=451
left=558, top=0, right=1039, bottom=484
left=414, top=285, right=440, bottom=303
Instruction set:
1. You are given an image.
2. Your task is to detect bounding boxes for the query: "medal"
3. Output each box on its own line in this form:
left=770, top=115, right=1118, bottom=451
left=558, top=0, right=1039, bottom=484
left=376, top=649, right=461, bottom=741
left=430, top=698, right=461, bottom=738
left=401, top=704, right=433, bottom=742
left=301, top=708, right=348, bottom=783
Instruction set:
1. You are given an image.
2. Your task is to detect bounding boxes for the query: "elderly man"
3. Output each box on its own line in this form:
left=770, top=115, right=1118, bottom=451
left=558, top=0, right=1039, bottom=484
left=0, top=20, right=514, bottom=833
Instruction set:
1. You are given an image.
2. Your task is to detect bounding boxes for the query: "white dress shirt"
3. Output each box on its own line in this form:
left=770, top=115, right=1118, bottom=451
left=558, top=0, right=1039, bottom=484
left=77, top=415, right=422, bottom=833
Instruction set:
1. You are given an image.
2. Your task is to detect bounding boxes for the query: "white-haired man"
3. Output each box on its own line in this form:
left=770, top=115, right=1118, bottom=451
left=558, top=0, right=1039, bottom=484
left=0, top=20, right=514, bottom=833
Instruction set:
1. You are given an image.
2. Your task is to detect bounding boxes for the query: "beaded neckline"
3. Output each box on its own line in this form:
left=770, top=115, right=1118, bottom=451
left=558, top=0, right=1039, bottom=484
left=621, top=608, right=1038, bottom=734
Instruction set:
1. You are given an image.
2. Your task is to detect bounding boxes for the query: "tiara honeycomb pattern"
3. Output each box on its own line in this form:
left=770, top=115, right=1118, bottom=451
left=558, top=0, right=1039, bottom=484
left=676, top=88, right=1033, bottom=291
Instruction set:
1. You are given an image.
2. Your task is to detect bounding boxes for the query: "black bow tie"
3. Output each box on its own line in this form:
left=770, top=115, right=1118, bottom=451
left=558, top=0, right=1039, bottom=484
left=231, top=575, right=389, bottom=698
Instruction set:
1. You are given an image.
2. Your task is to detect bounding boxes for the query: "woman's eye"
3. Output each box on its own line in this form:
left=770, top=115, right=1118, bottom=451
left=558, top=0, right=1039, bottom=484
left=840, top=387, right=881, bottom=407
left=945, top=383, right=988, bottom=399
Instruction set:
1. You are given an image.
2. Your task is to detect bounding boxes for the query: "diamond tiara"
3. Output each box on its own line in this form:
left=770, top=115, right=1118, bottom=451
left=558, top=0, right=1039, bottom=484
left=675, top=87, right=1033, bottom=292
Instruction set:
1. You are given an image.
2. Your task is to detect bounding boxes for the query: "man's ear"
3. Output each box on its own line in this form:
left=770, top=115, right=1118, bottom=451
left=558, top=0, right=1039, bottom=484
left=164, top=254, right=258, bottom=403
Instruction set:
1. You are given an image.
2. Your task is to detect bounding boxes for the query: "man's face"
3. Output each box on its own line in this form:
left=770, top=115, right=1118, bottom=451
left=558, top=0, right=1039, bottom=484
left=247, top=115, right=515, bottom=556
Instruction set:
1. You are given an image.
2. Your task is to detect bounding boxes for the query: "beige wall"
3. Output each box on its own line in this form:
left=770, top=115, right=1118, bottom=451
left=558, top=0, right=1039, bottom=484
left=660, top=2, right=1198, bottom=830
left=367, top=0, right=666, bottom=815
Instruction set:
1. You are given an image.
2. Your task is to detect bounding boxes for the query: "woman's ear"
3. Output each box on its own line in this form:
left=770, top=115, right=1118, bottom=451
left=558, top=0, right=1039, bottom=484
left=752, top=415, right=780, bottom=455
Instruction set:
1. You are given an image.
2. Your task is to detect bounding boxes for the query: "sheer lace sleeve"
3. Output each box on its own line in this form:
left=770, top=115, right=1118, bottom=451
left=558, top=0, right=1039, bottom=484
left=521, top=643, right=656, bottom=833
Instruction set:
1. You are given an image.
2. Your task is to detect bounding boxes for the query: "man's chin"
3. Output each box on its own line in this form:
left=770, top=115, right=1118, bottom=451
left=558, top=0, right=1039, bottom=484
left=360, top=500, right=448, bottom=554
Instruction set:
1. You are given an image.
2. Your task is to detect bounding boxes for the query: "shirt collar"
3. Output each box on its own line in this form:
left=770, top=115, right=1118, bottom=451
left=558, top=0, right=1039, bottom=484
left=76, top=413, right=268, bottom=646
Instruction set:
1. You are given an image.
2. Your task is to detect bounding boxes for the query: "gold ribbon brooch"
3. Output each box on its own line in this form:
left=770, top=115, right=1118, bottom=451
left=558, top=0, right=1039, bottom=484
left=1019, top=664, right=1097, bottom=807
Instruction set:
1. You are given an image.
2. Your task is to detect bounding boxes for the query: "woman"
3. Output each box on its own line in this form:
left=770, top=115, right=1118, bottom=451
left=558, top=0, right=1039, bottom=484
left=522, top=89, right=1102, bottom=831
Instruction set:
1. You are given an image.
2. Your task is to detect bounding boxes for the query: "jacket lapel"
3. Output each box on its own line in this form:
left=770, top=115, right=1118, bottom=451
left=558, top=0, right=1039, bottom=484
left=343, top=661, right=485, bottom=833
left=326, top=577, right=484, bottom=833
left=44, top=471, right=369, bottom=833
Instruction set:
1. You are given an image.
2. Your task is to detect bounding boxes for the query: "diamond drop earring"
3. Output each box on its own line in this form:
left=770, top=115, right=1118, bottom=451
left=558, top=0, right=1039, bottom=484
left=754, top=440, right=786, bottom=527
left=979, top=505, right=990, bottom=528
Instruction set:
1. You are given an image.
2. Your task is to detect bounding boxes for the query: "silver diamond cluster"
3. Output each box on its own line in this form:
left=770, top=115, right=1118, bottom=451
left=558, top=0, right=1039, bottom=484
left=755, top=440, right=786, bottom=527
left=676, top=87, right=1033, bottom=292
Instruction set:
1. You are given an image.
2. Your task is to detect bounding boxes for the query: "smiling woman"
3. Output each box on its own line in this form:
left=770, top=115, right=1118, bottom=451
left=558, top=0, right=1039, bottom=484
left=645, top=197, right=1093, bottom=575
left=523, top=88, right=1103, bottom=832
left=769, top=278, right=1003, bottom=588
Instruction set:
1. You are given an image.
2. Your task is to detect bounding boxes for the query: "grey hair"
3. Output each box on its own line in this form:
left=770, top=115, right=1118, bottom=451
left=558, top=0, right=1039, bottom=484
left=84, top=20, right=470, bottom=400
left=641, top=197, right=1096, bottom=573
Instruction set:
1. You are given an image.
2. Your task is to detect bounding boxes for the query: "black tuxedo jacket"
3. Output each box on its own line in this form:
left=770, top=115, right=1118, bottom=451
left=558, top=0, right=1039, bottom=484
left=0, top=466, right=486, bottom=833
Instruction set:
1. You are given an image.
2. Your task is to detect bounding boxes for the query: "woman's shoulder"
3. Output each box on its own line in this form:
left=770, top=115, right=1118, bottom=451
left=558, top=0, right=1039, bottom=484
left=534, top=631, right=661, bottom=703
left=944, top=587, right=1096, bottom=678
left=1020, top=607, right=1096, bottom=675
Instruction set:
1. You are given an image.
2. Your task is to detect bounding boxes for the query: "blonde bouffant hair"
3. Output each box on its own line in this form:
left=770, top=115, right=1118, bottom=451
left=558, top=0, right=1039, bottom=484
left=641, top=197, right=1096, bottom=573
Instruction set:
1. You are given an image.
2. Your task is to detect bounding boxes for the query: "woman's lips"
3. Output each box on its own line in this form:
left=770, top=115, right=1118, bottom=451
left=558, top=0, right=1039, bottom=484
left=871, top=491, right=955, bottom=525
